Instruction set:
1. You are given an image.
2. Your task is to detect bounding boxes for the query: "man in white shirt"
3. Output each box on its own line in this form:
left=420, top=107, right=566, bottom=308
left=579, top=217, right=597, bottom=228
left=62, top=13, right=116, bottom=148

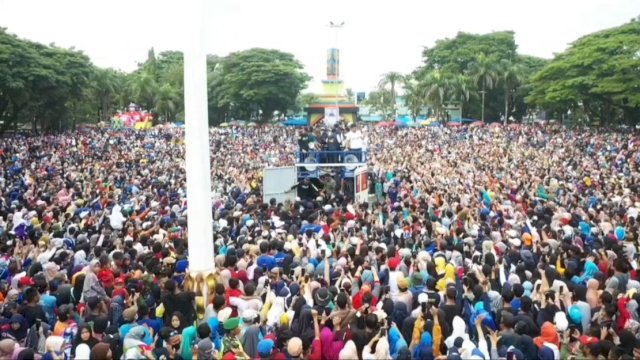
left=345, top=124, right=364, bottom=161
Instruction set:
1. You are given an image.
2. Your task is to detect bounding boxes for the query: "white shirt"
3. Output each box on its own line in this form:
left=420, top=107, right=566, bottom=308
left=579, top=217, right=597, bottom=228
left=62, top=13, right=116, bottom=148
left=346, top=130, right=364, bottom=149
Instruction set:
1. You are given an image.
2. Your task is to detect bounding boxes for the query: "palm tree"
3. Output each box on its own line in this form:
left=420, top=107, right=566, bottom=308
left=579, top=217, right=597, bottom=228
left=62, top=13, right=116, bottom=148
left=468, top=53, right=498, bottom=121
left=422, top=71, right=449, bottom=120
left=498, top=59, right=525, bottom=125
left=447, top=74, right=472, bottom=119
left=128, top=70, right=158, bottom=110
left=402, top=76, right=425, bottom=121
left=378, top=72, right=404, bottom=118
left=92, top=68, right=123, bottom=122
left=155, top=83, right=181, bottom=122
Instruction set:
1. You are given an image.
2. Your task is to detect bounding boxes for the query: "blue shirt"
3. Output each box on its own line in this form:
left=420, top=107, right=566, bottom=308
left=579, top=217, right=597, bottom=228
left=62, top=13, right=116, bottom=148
left=256, top=255, right=276, bottom=271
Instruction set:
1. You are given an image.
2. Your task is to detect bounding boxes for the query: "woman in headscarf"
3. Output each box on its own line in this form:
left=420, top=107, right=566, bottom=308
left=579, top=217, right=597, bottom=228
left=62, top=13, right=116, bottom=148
left=81, top=260, right=107, bottom=302
left=3, top=314, right=29, bottom=346
left=391, top=302, right=408, bottom=328
left=267, top=296, right=286, bottom=327
left=320, top=317, right=345, bottom=360
left=436, top=262, right=456, bottom=292
left=42, top=336, right=64, bottom=360
left=122, top=326, right=151, bottom=360
left=76, top=344, right=92, bottom=360
left=338, top=340, right=358, bottom=360
left=413, top=332, right=434, bottom=360
left=241, top=321, right=262, bottom=359
left=388, top=326, right=408, bottom=359
left=71, top=324, right=98, bottom=359
left=169, top=311, right=187, bottom=334
left=443, top=316, right=474, bottom=351
left=207, top=318, right=222, bottom=352
left=179, top=326, right=197, bottom=360
left=572, top=260, right=599, bottom=285
left=294, top=308, right=315, bottom=345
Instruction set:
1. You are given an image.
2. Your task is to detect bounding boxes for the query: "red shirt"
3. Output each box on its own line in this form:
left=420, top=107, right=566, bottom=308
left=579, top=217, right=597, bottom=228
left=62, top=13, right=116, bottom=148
left=308, top=338, right=322, bottom=360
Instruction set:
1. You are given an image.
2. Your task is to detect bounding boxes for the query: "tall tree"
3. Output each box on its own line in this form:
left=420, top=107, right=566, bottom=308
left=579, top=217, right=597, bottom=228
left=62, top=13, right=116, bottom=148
left=378, top=72, right=404, bottom=117
left=402, top=76, right=425, bottom=121
left=498, top=59, right=525, bottom=124
left=468, top=53, right=498, bottom=121
left=527, top=20, right=640, bottom=124
left=421, top=71, right=449, bottom=120
left=215, top=48, right=310, bottom=122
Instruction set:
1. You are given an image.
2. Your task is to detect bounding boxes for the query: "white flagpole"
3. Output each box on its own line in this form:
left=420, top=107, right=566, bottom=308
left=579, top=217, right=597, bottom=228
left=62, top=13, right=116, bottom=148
left=183, top=0, right=214, bottom=273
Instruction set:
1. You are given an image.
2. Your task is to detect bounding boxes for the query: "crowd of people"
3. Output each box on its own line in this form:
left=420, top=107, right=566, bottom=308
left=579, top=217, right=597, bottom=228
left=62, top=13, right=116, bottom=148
left=0, top=121, right=639, bottom=359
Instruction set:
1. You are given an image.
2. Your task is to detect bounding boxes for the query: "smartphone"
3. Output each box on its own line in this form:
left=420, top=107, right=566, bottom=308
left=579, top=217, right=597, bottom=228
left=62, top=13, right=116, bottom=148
left=301, top=268, right=306, bottom=277
left=421, top=302, right=427, bottom=313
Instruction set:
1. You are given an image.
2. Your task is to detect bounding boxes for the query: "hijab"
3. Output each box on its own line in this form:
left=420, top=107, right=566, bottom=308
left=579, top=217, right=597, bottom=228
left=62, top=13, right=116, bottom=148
left=338, top=340, right=358, bottom=360
left=320, top=326, right=344, bottom=360
left=7, top=315, right=28, bottom=342
left=171, top=311, right=187, bottom=333
left=391, top=302, right=408, bottom=328
left=388, top=326, right=408, bottom=358
left=180, top=326, right=197, bottom=360
left=413, top=332, right=434, bottom=360
left=241, top=325, right=261, bottom=360
left=72, top=324, right=98, bottom=358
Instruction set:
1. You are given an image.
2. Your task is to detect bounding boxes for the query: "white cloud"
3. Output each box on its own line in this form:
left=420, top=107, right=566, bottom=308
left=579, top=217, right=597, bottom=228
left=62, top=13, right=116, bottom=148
left=1, top=0, right=638, bottom=93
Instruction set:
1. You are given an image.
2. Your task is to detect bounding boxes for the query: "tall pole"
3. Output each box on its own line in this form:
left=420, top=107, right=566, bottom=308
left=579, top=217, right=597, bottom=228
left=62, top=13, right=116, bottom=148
left=184, top=0, right=214, bottom=274
left=328, top=21, right=344, bottom=125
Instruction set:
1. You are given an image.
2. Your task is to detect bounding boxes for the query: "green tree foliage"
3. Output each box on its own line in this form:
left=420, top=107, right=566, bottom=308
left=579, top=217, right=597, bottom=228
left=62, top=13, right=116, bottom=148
left=527, top=21, right=640, bottom=123
left=0, top=28, right=94, bottom=132
left=364, top=89, right=394, bottom=118
left=413, top=31, right=548, bottom=121
left=212, top=48, right=310, bottom=123
left=378, top=72, right=404, bottom=115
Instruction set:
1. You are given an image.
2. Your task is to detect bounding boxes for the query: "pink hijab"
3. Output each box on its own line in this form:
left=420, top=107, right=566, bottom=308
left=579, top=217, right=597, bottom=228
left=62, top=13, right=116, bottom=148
left=320, top=326, right=344, bottom=360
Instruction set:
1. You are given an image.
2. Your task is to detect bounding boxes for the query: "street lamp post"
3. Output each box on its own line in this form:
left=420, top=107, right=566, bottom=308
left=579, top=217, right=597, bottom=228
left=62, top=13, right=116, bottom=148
left=328, top=21, right=344, bottom=125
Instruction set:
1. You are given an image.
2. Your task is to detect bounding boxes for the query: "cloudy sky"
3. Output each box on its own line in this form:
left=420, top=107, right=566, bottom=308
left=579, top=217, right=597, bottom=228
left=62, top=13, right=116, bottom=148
left=1, top=0, right=638, bottom=93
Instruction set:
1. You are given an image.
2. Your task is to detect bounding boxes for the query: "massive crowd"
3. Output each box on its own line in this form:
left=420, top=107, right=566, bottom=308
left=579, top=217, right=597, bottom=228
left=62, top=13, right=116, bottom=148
left=0, top=121, right=639, bottom=360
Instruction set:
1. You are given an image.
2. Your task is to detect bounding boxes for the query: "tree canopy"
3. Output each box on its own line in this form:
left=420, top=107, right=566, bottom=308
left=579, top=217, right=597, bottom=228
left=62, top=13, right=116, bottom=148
left=526, top=21, right=640, bottom=123
left=402, top=31, right=548, bottom=122
left=0, top=29, right=309, bottom=131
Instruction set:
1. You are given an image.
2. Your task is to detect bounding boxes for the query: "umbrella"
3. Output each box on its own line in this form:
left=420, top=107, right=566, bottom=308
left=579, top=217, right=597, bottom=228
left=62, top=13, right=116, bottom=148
left=219, top=122, right=230, bottom=127
left=394, top=121, right=408, bottom=128
left=377, top=121, right=394, bottom=127
left=428, top=121, right=442, bottom=127
left=469, top=120, right=484, bottom=127
left=446, top=121, right=463, bottom=127
left=507, top=123, right=520, bottom=129
left=246, top=122, right=257, bottom=127
left=488, top=122, right=501, bottom=129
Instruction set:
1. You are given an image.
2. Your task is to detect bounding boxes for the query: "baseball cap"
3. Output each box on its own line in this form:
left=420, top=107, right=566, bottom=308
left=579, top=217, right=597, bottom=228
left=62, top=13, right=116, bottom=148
left=579, top=335, right=599, bottom=346
left=388, top=257, right=400, bottom=270
left=18, top=277, right=34, bottom=287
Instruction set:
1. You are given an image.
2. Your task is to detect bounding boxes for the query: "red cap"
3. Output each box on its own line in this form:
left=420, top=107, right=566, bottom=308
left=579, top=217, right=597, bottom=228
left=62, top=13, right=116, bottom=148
left=222, top=352, right=237, bottom=360
left=388, top=257, right=400, bottom=271
left=18, top=277, right=34, bottom=287
left=579, top=335, right=599, bottom=346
